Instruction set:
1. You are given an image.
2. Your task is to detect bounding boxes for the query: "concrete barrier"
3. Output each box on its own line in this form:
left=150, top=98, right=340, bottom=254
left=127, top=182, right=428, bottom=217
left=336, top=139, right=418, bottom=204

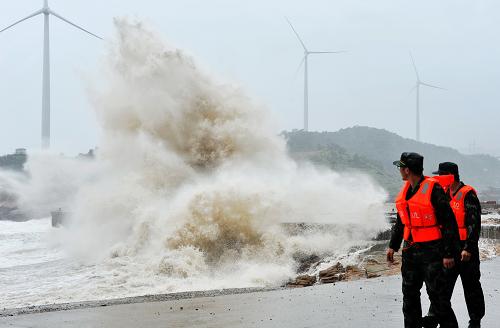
left=481, top=225, right=500, bottom=239
left=49, top=210, right=500, bottom=240
left=51, top=209, right=68, bottom=227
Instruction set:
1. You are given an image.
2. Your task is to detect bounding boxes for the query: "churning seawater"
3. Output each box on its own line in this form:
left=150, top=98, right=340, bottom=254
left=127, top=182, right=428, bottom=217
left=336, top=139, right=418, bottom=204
left=0, top=218, right=380, bottom=309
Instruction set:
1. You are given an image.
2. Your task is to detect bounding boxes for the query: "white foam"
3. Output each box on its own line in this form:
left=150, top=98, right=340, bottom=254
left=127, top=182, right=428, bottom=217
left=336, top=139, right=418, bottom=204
left=0, top=19, right=390, bottom=309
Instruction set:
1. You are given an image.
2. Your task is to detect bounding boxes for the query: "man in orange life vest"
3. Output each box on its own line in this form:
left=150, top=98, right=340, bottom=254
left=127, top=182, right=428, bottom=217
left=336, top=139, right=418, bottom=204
left=386, top=152, right=460, bottom=328
left=423, top=162, right=485, bottom=328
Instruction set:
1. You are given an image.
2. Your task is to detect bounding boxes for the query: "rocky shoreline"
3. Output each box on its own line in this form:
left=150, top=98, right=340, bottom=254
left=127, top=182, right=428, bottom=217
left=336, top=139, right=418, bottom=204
left=287, top=242, right=402, bottom=287
left=287, top=238, right=500, bottom=288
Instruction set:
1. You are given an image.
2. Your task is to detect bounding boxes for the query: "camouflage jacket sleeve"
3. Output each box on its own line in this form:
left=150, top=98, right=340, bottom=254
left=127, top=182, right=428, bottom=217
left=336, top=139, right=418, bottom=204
left=389, top=214, right=404, bottom=252
left=463, top=190, right=482, bottom=252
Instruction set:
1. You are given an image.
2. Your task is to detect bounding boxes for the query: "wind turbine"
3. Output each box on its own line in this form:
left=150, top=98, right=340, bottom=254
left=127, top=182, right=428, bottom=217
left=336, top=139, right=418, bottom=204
left=1, top=0, right=102, bottom=149
left=286, top=17, right=343, bottom=132
left=409, top=52, right=445, bottom=142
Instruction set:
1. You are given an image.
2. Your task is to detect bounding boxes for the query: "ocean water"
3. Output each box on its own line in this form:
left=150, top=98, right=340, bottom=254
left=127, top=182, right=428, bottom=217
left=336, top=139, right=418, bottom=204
left=0, top=218, right=380, bottom=309
left=2, top=217, right=497, bottom=310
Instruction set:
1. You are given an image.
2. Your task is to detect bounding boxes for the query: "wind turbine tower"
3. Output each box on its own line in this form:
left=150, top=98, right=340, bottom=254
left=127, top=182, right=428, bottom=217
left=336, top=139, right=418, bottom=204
left=1, top=0, right=102, bottom=149
left=409, top=53, right=445, bottom=142
left=286, top=18, right=343, bottom=132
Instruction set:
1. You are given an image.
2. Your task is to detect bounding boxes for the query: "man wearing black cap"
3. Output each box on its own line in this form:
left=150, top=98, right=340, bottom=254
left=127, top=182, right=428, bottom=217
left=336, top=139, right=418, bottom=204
left=386, top=152, right=460, bottom=328
left=424, top=162, right=485, bottom=328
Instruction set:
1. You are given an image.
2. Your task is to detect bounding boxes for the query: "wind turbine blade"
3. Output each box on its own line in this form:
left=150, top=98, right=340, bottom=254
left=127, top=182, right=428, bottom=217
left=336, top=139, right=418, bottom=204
left=308, top=51, right=346, bottom=54
left=409, top=51, right=420, bottom=81
left=408, top=84, right=417, bottom=95
left=0, top=9, right=43, bottom=33
left=420, top=82, right=446, bottom=90
left=285, top=16, right=307, bottom=51
left=293, top=56, right=306, bottom=80
left=49, top=10, right=103, bottom=40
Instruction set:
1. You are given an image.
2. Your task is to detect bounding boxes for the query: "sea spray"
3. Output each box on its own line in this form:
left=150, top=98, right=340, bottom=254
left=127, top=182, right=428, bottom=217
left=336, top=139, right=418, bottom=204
left=0, top=153, right=99, bottom=220
left=69, top=18, right=387, bottom=281
left=0, top=19, right=388, bottom=307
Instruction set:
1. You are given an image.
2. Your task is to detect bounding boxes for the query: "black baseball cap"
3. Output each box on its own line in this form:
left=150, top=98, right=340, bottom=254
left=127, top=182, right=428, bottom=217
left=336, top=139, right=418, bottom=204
left=433, top=162, right=459, bottom=180
left=393, top=152, right=424, bottom=173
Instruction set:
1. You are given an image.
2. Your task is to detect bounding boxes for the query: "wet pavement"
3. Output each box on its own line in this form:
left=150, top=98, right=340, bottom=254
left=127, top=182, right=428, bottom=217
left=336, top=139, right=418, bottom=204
left=1, top=258, right=499, bottom=328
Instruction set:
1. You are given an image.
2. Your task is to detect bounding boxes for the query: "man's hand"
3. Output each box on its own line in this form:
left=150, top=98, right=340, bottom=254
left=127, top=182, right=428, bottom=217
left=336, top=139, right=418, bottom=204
left=443, top=257, right=455, bottom=269
left=461, top=250, right=472, bottom=262
left=386, top=248, right=395, bottom=263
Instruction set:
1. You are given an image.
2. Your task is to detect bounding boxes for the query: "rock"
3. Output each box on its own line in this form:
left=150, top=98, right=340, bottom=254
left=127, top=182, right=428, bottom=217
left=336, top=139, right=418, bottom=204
left=320, top=273, right=345, bottom=284
left=287, top=274, right=317, bottom=287
left=364, top=258, right=381, bottom=265
left=366, top=272, right=381, bottom=279
left=345, top=265, right=363, bottom=274
left=344, top=265, right=367, bottom=280
left=319, top=262, right=344, bottom=277
left=319, top=262, right=346, bottom=284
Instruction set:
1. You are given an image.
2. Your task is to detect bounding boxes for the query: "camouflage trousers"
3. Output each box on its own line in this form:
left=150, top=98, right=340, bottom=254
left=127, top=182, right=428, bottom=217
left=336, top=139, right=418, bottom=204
left=401, top=242, right=458, bottom=328
left=427, top=248, right=485, bottom=326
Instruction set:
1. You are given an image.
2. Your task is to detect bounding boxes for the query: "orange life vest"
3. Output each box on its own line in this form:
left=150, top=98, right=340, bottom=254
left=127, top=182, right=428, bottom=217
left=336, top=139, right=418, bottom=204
left=395, top=177, right=442, bottom=242
left=449, top=185, right=476, bottom=241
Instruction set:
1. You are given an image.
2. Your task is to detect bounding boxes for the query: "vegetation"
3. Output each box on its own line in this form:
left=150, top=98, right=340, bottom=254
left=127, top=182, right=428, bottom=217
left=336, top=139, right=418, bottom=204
left=0, top=149, right=27, bottom=171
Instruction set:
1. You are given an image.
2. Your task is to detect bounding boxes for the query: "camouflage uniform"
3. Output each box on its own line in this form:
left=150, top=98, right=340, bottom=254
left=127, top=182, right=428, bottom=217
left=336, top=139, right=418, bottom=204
left=390, top=178, right=460, bottom=328
left=425, top=184, right=485, bottom=328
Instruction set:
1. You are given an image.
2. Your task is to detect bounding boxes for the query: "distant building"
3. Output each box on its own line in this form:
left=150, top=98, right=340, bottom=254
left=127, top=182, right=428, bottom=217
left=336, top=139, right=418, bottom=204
left=0, top=149, right=27, bottom=171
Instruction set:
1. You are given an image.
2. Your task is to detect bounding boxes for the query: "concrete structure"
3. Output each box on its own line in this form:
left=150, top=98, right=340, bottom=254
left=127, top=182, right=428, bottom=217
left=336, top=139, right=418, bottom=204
left=481, top=225, right=500, bottom=239
left=0, top=148, right=27, bottom=171
left=50, top=209, right=67, bottom=227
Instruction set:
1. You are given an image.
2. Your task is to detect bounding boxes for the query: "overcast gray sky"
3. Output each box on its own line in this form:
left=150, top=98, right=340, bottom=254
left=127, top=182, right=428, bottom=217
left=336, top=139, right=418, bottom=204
left=0, top=0, right=499, bottom=156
